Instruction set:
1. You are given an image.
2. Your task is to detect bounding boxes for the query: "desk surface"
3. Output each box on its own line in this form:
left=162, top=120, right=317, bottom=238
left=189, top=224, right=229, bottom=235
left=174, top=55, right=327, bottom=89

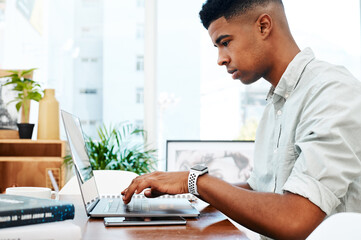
left=62, top=195, right=250, bottom=240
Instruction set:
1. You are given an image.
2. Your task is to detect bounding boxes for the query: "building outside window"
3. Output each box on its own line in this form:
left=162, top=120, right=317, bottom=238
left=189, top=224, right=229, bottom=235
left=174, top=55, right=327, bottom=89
left=136, top=23, right=144, bottom=39
left=137, top=0, right=145, bottom=9
left=136, top=55, right=144, bottom=71
left=136, top=87, right=144, bottom=104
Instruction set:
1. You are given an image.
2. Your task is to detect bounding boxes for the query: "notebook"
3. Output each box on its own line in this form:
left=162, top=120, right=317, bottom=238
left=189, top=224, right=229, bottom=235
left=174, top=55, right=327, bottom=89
left=61, top=110, right=200, bottom=217
left=0, top=194, right=74, bottom=228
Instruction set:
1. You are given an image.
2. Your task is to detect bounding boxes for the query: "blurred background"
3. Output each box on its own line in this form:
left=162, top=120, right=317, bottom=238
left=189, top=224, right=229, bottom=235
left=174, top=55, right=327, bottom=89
left=0, top=0, right=360, bottom=170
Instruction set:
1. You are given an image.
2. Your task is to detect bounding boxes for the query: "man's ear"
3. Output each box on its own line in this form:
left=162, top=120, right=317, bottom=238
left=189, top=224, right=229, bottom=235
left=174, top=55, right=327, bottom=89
left=257, top=13, right=272, bottom=39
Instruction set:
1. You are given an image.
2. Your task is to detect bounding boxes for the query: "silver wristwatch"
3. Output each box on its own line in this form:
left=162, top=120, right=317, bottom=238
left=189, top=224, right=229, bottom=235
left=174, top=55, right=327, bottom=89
left=188, top=165, right=208, bottom=196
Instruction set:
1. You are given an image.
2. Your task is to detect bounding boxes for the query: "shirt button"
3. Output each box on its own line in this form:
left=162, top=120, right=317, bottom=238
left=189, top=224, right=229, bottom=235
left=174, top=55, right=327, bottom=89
left=274, top=149, right=278, bottom=153
left=285, top=94, right=289, bottom=99
left=277, top=110, right=282, bottom=116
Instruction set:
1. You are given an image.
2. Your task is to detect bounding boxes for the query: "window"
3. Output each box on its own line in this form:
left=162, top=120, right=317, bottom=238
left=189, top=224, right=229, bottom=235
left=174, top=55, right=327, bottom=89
left=137, top=0, right=145, bottom=9
left=284, top=1, right=361, bottom=79
left=135, top=119, right=144, bottom=131
left=0, top=0, right=144, bottom=139
left=136, top=87, right=144, bottom=104
left=0, top=1, right=5, bottom=22
left=136, top=23, right=144, bottom=39
left=82, top=0, right=101, bottom=7
left=136, top=55, right=144, bottom=71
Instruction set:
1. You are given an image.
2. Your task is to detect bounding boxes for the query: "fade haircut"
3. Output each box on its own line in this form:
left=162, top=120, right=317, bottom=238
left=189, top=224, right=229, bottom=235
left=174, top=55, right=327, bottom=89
left=199, top=0, right=283, bottom=29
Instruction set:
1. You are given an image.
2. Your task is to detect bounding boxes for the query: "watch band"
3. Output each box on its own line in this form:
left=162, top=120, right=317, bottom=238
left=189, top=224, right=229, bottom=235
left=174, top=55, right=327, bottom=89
left=188, top=171, right=199, bottom=195
left=188, top=165, right=208, bottom=196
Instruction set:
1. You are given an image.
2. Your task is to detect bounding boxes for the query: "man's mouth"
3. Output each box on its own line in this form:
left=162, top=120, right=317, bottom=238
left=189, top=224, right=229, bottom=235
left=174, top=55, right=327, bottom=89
left=227, top=69, right=239, bottom=79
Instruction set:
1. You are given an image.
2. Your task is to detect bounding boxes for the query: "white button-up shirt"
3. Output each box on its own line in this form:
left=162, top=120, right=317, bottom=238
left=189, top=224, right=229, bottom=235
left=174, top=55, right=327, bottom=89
left=248, top=48, right=361, bottom=219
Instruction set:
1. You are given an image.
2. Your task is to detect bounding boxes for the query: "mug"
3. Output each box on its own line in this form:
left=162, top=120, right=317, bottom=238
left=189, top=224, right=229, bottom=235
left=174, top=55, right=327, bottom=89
left=5, top=187, right=59, bottom=200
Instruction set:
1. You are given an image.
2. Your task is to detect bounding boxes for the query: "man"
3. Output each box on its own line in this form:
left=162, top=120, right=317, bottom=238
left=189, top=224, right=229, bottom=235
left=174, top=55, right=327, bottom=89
left=122, top=0, right=361, bottom=239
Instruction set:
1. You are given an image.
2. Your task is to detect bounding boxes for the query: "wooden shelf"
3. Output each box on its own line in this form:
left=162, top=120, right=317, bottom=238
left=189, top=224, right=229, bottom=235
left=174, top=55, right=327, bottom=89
left=0, top=139, right=65, bottom=157
left=0, top=140, right=66, bottom=193
left=0, top=139, right=64, bottom=143
left=0, top=130, right=19, bottom=139
left=0, top=157, right=63, bottom=162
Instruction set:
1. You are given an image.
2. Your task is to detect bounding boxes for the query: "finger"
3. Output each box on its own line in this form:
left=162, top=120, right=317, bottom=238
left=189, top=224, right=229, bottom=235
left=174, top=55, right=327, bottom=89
left=144, top=189, right=165, bottom=198
left=134, top=181, right=152, bottom=195
left=122, top=179, right=141, bottom=204
left=121, top=188, right=128, bottom=195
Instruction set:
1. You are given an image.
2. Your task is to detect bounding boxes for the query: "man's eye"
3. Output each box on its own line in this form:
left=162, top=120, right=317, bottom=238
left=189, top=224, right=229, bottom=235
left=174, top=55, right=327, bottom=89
left=222, top=41, right=229, bottom=47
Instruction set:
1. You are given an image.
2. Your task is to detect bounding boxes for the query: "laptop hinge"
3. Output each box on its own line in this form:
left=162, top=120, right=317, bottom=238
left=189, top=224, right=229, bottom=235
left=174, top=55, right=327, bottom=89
left=86, top=198, right=100, bottom=214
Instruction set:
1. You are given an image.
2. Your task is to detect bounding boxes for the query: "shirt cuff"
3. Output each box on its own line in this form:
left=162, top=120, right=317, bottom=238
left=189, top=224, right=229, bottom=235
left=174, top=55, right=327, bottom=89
left=247, top=172, right=257, bottom=191
left=282, top=170, right=341, bottom=215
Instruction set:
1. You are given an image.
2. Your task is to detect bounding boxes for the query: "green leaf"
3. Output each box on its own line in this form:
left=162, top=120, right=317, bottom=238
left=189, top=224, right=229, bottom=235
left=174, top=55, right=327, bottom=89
left=65, top=123, right=157, bottom=174
left=15, top=102, right=22, bottom=112
left=63, top=154, right=73, bottom=167
left=1, top=68, right=43, bottom=115
left=27, top=92, right=42, bottom=101
left=21, top=68, right=37, bottom=76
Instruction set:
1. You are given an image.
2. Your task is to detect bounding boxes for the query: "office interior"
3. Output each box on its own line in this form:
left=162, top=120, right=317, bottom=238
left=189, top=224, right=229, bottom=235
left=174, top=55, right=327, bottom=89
left=0, top=1, right=360, bottom=239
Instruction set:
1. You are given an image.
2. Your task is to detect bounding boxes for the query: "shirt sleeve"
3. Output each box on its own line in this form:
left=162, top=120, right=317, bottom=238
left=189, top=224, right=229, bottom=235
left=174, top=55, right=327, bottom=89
left=247, top=170, right=257, bottom=190
left=282, top=71, right=361, bottom=215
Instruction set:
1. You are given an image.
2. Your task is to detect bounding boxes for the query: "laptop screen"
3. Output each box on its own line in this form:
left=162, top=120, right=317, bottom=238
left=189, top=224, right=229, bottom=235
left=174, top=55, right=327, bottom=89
left=61, top=110, right=99, bottom=205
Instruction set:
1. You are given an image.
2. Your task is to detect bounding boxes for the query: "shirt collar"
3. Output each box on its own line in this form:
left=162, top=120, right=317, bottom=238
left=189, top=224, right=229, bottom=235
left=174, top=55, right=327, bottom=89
left=267, top=48, right=315, bottom=102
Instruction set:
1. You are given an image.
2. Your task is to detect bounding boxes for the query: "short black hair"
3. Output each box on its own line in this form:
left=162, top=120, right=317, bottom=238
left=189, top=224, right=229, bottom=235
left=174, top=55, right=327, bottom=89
left=199, top=0, right=283, bottom=29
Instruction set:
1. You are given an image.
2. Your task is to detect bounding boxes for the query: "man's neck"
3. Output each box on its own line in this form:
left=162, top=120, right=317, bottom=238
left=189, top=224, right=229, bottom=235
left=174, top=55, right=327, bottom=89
left=266, top=42, right=300, bottom=87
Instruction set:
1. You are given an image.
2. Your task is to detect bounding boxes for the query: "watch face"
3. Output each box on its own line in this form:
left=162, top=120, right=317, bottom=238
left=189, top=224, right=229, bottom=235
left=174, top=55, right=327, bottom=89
left=191, top=165, right=207, bottom=171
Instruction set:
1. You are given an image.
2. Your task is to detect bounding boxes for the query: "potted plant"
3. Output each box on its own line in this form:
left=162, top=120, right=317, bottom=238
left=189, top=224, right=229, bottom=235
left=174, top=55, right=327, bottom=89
left=1, top=68, right=43, bottom=138
left=64, top=123, right=157, bottom=175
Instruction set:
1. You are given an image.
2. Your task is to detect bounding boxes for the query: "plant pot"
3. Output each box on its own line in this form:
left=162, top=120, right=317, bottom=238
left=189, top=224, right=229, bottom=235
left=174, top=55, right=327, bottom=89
left=17, top=123, right=35, bottom=139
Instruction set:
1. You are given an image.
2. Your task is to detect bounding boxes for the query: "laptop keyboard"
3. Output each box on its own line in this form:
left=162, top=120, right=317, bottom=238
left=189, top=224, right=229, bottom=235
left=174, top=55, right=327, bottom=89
left=103, top=197, right=149, bottom=213
left=104, top=198, right=122, bottom=213
left=128, top=199, right=150, bottom=212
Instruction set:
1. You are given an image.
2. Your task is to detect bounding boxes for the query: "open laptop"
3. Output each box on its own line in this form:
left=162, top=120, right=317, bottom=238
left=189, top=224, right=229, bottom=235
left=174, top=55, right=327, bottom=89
left=61, top=110, right=199, bottom=218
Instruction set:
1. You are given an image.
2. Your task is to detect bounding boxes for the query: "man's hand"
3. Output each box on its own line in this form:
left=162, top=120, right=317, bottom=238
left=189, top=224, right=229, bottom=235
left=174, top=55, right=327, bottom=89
left=121, top=171, right=189, bottom=204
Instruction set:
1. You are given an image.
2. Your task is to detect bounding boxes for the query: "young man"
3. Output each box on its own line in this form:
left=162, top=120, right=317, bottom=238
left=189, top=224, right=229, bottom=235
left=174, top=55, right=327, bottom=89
left=122, top=0, right=361, bottom=239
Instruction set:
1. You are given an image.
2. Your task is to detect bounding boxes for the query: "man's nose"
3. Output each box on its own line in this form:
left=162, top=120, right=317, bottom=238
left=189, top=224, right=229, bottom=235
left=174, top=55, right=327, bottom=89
left=217, top=52, right=229, bottom=66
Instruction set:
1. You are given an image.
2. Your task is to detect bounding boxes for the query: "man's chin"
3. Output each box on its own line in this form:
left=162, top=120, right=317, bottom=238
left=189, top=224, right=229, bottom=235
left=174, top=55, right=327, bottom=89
left=239, top=77, right=258, bottom=85
left=230, top=71, right=260, bottom=84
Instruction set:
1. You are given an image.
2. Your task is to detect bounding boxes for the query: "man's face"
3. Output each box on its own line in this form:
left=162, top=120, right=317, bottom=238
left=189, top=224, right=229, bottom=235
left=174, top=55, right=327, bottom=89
left=208, top=17, right=268, bottom=85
